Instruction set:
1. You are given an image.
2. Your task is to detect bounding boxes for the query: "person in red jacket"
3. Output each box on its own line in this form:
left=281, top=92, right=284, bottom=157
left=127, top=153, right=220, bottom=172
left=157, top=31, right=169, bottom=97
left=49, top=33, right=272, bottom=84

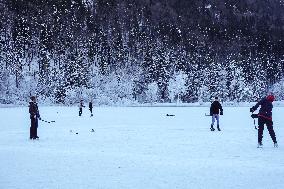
left=250, top=94, right=278, bottom=148
left=210, top=97, right=223, bottom=131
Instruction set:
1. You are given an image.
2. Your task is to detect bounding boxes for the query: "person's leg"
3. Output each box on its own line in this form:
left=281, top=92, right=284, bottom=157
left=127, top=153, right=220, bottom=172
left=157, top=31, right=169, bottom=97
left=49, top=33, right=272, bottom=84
left=30, top=126, right=33, bottom=139
left=35, top=119, right=39, bottom=139
left=211, top=115, right=216, bottom=131
left=258, top=117, right=265, bottom=145
left=216, top=114, right=221, bottom=131
left=266, top=120, right=277, bottom=144
left=30, top=118, right=36, bottom=139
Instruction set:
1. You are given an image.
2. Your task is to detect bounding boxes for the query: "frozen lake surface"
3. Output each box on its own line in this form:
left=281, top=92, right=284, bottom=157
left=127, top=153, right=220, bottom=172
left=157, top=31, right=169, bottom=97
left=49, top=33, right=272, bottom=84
left=1, top=106, right=284, bottom=189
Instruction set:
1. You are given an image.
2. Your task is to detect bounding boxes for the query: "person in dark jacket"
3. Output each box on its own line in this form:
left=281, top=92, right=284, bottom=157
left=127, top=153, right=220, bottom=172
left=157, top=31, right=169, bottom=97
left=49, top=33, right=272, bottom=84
left=250, top=94, right=278, bottom=148
left=210, top=97, right=223, bottom=131
left=79, top=100, right=85, bottom=116
left=29, top=96, right=41, bottom=140
left=89, top=101, right=93, bottom=117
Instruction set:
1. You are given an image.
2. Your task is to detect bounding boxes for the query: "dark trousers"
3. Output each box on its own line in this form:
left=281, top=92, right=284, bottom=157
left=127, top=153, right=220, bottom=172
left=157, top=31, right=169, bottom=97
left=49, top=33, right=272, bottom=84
left=30, top=118, right=38, bottom=139
left=79, top=108, right=82, bottom=116
left=258, top=117, right=277, bottom=143
left=89, top=108, right=92, bottom=114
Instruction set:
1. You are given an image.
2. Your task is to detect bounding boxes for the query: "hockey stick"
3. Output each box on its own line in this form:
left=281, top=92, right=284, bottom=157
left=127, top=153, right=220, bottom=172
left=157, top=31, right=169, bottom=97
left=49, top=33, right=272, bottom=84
left=40, top=119, right=56, bottom=124
left=251, top=114, right=258, bottom=130
left=253, top=119, right=258, bottom=130
left=166, top=114, right=175, bottom=116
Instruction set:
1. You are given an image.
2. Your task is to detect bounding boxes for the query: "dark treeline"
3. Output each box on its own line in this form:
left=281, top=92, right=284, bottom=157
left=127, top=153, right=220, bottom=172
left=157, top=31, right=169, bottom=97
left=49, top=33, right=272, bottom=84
left=0, top=0, right=284, bottom=105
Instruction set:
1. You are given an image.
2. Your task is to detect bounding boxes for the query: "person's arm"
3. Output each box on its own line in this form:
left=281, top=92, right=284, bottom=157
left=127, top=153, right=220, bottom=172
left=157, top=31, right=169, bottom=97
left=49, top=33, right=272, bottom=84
left=36, top=105, right=41, bottom=119
left=250, top=98, right=264, bottom=112
left=29, top=104, right=36, bottom=118
left=219, top=103, right=223, bottom=115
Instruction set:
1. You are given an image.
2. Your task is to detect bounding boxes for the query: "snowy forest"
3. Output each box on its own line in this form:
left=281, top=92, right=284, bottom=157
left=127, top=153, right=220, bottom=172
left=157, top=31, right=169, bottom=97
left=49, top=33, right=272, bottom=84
left=0, top=0, right=284, bottom=105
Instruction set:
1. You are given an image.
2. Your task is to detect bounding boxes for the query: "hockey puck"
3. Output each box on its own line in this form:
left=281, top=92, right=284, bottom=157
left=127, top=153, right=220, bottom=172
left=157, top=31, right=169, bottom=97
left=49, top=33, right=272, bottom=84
left=76, top=132, right=78, bottom=134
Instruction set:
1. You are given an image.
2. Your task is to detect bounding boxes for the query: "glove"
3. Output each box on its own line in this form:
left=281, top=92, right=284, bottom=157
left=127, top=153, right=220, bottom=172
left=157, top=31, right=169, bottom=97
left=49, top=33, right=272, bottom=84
left=251, top=114, right=258, bottom=119
left=220, top=111, right=223, bottom=115
left=250, top=108, right=254, bottom=113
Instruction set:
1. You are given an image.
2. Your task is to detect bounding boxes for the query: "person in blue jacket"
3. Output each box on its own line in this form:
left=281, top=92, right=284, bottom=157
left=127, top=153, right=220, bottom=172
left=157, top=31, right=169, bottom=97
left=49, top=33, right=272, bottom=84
left=250, top=94, right=278, bottom=148
left=29, top=96, right=41, bottom=140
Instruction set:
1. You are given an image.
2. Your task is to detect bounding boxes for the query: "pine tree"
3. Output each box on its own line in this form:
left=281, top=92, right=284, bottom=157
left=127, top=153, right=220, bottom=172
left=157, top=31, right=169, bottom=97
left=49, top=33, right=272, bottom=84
left=168, top=71, right=188, bottom=103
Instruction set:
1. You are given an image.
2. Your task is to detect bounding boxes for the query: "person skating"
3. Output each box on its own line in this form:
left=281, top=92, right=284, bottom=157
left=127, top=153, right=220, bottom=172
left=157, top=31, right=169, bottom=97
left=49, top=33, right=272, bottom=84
left=79, top=100, right=85, bottom=116
left=250, top=94, right=278, bottom=148
left=210, top=97, right=223, bottom=131
left=89, top=101, right=93, bottom=117
left=29, top=96, right=41, bottom=140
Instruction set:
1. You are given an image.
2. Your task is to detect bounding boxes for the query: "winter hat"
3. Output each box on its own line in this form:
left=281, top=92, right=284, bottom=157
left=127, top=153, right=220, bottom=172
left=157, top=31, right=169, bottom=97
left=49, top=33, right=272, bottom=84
left=267, top=95, right=275, bottom=102
left=30, top=96, right=36, bottom=101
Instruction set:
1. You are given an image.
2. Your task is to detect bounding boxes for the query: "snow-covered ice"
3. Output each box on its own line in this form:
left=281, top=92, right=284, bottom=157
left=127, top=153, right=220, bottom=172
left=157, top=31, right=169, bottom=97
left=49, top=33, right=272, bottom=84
left=1, top=106, right=284, bottom=189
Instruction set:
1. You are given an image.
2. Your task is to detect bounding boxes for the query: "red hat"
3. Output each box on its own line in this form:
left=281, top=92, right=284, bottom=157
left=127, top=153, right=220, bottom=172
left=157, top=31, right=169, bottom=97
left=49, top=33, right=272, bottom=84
left=267, top=95, right=275, bottom=102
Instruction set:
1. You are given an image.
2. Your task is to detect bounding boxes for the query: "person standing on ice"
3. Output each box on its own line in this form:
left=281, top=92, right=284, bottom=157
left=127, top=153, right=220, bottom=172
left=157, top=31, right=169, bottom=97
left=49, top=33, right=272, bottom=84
left=89, top=100, right=93, bottom=117
left=79, top=100, right=85, bottom=116
left=29, top=96, right=41, bottom=140
left=250, top=94, right=278, bottom=148
left=210, top=97, right=223, bottom=131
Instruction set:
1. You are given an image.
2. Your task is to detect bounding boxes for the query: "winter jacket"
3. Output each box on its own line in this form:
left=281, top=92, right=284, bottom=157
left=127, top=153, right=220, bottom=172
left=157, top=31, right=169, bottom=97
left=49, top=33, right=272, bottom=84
left=79, top=102, right=85, bottom=109
left=210, top=101, right=223, bottom=115
left=251, top=97, right=273, bottom=120
left=29, top=101, right=40, bottom=119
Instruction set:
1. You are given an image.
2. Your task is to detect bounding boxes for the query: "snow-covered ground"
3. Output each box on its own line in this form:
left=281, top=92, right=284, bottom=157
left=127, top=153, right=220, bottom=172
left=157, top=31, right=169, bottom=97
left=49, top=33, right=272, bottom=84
left=1, top=106, right=284, bottom=189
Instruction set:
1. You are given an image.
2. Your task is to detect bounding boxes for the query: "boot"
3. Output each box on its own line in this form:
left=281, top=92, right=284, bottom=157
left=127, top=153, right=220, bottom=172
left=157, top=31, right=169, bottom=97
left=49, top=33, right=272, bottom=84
left=217, top=125, right=221, bottom=131
left=210, top=124, right=215, bottom=131
left=257, top=142, right=263, bottom=148
left=274, top=142, right=278, bottom=148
